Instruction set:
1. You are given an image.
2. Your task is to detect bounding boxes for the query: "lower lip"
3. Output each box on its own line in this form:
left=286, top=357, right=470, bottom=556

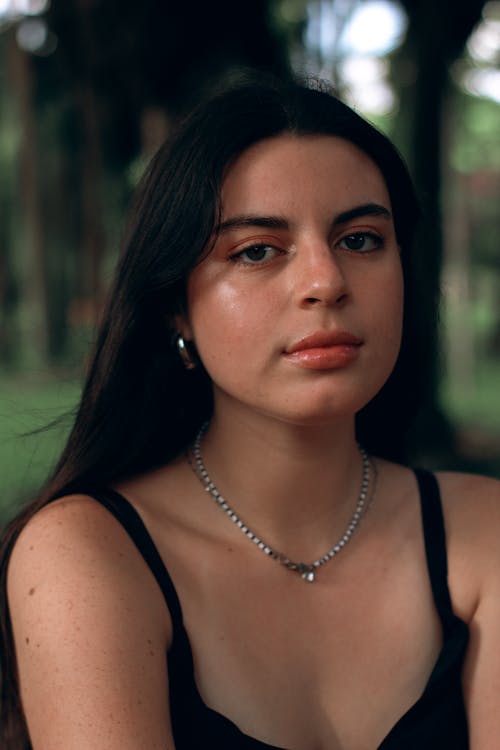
left=284, top=344, right=361, bottom=370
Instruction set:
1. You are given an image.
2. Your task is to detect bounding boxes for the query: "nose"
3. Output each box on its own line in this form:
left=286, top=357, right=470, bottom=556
left=293, top=241, right=349, bottom=308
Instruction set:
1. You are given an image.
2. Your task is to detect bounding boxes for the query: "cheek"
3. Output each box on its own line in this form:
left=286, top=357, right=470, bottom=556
left=186, top=277, right=270, bottom=367
left=376, top=265, right=404, bottom=351
left=391, top=265, right=405, bottom=327
left=359, top=260, right=403, bottom=355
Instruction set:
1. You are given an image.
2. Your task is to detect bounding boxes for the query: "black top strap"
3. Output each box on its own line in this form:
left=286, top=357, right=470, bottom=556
left=59, top=488, right=185, bottom=629
left=414, top=469, right=454, bottom=629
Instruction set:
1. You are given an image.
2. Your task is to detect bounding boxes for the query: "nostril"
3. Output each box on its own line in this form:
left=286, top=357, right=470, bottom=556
left=304, top=291, right=348, bottom=306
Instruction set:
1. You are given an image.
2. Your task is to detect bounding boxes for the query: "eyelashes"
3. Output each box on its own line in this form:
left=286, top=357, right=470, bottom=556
left=229, top=232, right=385, bottom=266
left=230, top=244, right=284, bottom=265
left=337, top=232, right=384, bottom=253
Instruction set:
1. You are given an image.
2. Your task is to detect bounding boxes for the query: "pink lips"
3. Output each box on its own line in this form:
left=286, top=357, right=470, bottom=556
left=284, top=330, right=363, bottom=370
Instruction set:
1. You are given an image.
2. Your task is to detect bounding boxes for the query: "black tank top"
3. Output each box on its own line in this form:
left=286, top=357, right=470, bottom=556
left=77, top=469, right=469, bottom=748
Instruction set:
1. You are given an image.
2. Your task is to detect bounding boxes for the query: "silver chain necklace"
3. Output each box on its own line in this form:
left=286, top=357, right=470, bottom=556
left=188, top=423, right=371, bottom=582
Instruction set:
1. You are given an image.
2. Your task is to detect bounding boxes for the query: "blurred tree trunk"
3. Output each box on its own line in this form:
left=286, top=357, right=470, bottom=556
left=392, top=0, right=487, bottom=461
left=8, top=30, right=49, bottom=362
left=43, top=133, right=73, bottom=361
left=443, top=171, right=475, bottom=391
left=0, top=33, right=18, bottom=367
left=76, top=0, right=105, bottom=312
left=0, top=192, right=18, bottom=368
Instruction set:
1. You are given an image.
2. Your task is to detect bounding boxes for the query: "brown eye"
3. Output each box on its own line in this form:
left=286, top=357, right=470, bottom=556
left=231, top=244, right=281, bottom=264
left=243, top=246, right=270, bottom=262
left=339, top=233, right=383, bottom=252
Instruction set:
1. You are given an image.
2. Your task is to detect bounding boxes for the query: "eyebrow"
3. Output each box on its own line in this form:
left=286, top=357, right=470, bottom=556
left=334, top=203, right=391, bottom=225
left=216, top=203, right=392, bottom=235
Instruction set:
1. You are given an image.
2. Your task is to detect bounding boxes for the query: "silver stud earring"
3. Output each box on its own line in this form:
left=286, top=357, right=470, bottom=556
left=176, top=334, right=197, bottom=370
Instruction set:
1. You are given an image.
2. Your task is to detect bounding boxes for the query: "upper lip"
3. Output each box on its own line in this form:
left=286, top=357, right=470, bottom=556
left=285, top=330, right=363, bottom=354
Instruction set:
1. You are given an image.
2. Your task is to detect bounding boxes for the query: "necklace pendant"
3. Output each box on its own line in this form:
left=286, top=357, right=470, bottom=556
left=301, top=569, right=315, bottom=583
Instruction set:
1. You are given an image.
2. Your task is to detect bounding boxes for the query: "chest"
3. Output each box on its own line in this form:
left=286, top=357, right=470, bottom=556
left=171, top=536, right=443, bottom=750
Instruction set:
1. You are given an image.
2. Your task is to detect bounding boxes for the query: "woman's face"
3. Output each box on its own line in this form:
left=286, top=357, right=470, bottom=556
left=179, top=134, right=404, bottom=426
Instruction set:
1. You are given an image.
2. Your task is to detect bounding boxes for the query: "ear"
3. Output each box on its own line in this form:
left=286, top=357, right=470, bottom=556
left=173, top=312, right=194, bottom=341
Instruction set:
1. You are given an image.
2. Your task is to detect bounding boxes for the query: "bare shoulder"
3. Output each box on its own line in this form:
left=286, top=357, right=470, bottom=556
left=434, top=473, right=500, bottom=740
left=7, top=494, right=174, bottom=749
left=433, top=471, right=500, bottom=618
left=435, top=470, right=500, bottom=537
left=436, top=469, right=500, bottom=502
left=8, top=494, right=171, bottom=631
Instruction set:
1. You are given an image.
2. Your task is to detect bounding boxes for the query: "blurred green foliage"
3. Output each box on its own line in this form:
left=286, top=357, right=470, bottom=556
left=0, top=375, right=81, bottom=523
left=451, top=94, right=500, bottom=173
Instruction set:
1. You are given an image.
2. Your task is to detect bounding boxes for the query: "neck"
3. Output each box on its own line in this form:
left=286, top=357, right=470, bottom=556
left=193, top=407, right=368, bottom=562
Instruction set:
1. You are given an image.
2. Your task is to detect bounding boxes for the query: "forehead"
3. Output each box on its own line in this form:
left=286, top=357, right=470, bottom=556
left=220, top=134, right=390, bottom=217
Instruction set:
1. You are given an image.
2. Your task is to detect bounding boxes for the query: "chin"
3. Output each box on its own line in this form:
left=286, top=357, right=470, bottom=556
left=283, top=382, right=384, bottom=422
left=213, top=369, right=393, bottom=428
left=258, top=396, right=371, bottom=429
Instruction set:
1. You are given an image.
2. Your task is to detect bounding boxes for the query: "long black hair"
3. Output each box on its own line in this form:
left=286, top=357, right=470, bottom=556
left=0, top=73, right=423, bottom=748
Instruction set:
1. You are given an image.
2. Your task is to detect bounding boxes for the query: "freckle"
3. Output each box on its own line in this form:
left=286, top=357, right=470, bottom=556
left=29, top=546, right=34, bottom=551
left=36, top=643, right=40, bottom=648
left=29, top=588, right=35, bottom=596
left=25, top=637, right=30, bottom=644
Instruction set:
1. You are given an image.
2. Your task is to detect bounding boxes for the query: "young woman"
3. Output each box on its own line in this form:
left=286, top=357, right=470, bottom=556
left=1, top=76, right=499, bottom=750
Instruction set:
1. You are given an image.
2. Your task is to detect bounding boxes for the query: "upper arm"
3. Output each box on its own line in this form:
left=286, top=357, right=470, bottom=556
left=7, top=495, right=176, bottom=750
left=439, top=472, right=500, bottom=748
